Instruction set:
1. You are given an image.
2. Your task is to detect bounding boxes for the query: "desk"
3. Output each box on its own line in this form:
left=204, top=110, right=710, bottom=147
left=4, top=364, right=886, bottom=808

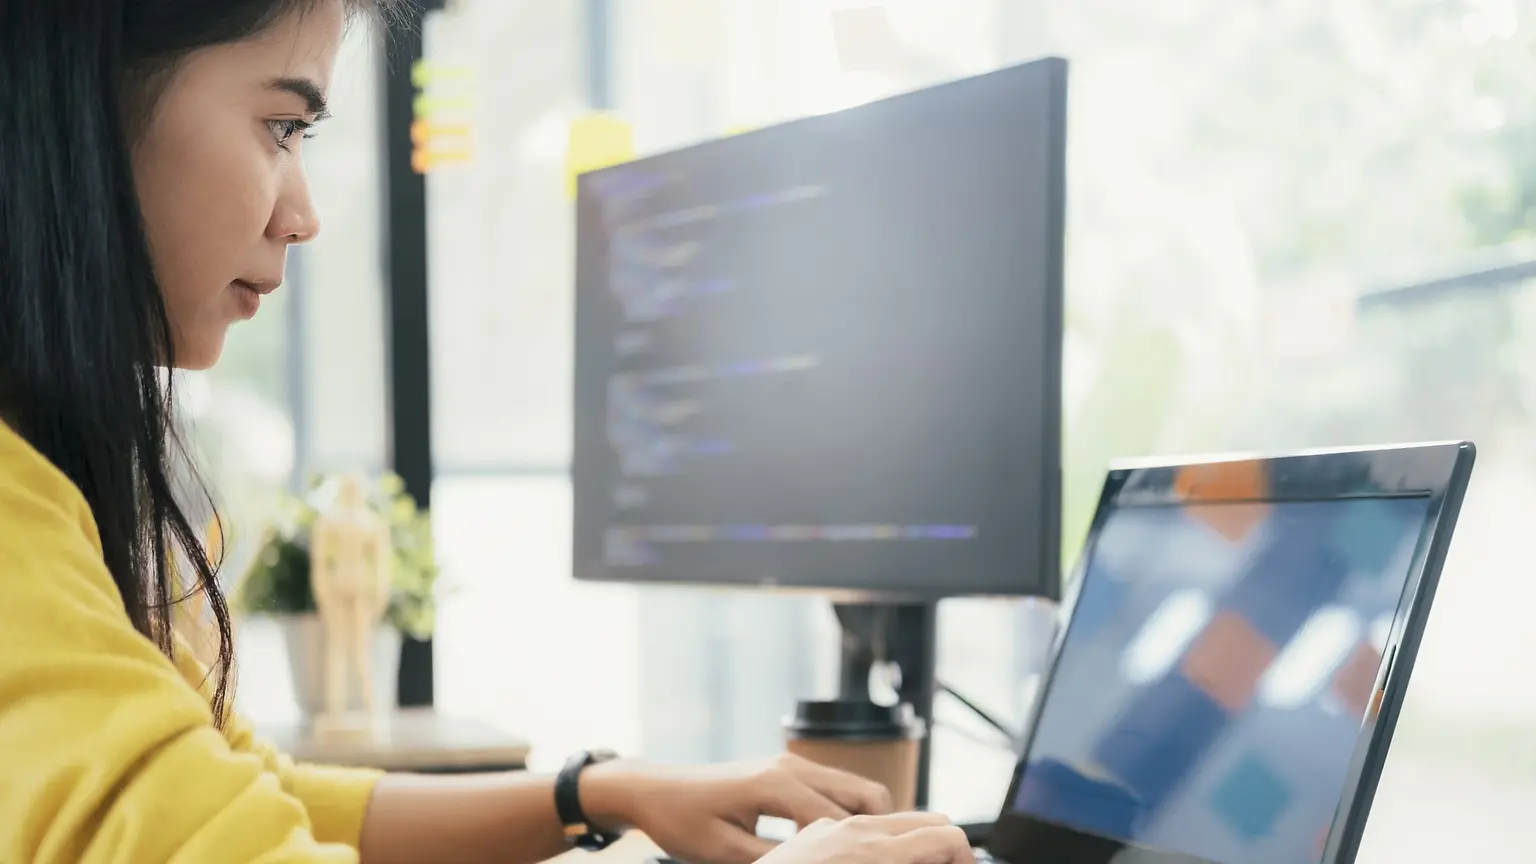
left=257, top=708, right=531, bottom=773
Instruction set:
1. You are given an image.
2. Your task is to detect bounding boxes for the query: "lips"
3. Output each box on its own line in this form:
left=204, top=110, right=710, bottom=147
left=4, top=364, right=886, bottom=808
left=234, top=279, right=279, bottom=296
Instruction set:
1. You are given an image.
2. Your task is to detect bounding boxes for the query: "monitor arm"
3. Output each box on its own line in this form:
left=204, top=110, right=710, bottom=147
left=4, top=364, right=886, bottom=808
left=833, top=601, right=939, bottom=808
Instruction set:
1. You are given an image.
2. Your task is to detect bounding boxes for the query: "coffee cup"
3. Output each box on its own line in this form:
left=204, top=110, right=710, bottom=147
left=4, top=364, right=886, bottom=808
left=783, top=700, right=926, bottom=811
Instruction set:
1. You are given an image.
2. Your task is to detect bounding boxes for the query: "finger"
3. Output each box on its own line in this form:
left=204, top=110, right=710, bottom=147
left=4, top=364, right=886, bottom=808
left=885, top=825, right=975, bottom=864
left=760, top=772, right=851, bottom=827
left=783, top=756, right=894, bottom=815
left=846, top=811, right=954, bottom=835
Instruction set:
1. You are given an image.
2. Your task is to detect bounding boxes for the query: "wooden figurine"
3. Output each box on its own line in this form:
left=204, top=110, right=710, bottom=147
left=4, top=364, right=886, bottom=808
left=310, top=474, right=393, bottom=735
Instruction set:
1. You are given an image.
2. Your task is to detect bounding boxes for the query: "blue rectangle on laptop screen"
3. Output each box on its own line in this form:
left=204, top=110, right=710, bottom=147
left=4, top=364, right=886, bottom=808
left=1010, top=497, right=1430, bottom=864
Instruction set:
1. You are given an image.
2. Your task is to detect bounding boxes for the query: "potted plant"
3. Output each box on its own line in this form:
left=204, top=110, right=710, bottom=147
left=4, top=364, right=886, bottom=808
left=235, top=472, right=442, bottom=717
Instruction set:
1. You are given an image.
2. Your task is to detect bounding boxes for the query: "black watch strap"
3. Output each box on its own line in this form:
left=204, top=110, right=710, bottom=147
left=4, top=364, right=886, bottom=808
left=555, top=749, right=622, bottom=851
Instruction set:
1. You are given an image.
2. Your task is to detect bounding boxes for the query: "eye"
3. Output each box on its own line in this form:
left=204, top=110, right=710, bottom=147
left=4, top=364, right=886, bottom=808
left=266, top=118, right=316, bottom=151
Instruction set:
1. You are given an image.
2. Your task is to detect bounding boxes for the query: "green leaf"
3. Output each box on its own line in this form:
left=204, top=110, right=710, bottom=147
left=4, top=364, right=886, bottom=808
left=237, top=472, right=443, bottom=636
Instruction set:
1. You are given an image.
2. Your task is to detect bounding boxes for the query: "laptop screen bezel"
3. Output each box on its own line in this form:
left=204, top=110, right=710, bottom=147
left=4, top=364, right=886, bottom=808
left=988, top=442, right=1475, bottom=864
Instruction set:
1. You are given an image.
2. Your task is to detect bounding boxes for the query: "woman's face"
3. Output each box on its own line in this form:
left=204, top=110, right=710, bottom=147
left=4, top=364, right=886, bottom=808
left=132, top=2, right=345, bottom=370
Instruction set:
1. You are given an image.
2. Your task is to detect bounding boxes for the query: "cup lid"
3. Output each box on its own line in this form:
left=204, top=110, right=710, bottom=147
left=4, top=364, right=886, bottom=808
left=783, top=700, right=927, bottom=741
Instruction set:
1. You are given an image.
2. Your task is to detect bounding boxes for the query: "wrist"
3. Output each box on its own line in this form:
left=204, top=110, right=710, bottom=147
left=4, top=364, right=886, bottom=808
left=577, top=757, right=649, bottom=832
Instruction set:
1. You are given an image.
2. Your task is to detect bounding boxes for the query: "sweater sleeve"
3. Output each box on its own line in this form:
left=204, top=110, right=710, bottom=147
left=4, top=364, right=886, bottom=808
left=0, top=464, right=361, bottom=863
left=216, top=687, right=384, bottom=846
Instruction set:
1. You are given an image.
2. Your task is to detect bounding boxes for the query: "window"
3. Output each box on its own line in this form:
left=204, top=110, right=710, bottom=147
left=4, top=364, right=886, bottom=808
left=424, top=4, right=584, bottom=472
left=357, top=1, right=1536, bottom=849
left=299, top=27, right=390, bottom=476
left=234, top=24, right=390, bottom=722
left=612, top=0, right=1536, bottom=839
left=417, top=2, right=649, bottom=768
left=1031, top=0, right=1536, bottom=853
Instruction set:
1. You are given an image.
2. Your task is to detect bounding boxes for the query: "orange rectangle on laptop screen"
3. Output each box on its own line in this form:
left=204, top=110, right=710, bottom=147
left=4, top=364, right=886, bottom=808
left=1180, top=610, right=1278, bottom=713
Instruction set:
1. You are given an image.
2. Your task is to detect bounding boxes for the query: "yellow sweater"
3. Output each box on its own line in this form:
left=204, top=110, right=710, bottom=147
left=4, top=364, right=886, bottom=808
left=0, top=421, right=382, bottom=862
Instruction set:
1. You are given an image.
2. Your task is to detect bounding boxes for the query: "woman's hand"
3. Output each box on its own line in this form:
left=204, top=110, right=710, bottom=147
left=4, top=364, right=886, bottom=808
left=762, top=814, right=975, bottom=864
left=581, top=754, right=898, bottom=864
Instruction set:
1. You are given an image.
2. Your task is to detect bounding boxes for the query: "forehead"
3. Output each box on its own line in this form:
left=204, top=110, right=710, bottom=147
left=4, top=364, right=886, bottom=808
left=192, top=0, right=347, bottom=91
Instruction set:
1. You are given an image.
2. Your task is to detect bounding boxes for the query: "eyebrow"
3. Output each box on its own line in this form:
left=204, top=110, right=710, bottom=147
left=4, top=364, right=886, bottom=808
left=267, top=77, right=331, bottom=119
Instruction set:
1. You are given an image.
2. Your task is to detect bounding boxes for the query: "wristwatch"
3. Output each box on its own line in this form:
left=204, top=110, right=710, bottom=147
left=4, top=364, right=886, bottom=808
left=555, top=749, right=623, bottom=851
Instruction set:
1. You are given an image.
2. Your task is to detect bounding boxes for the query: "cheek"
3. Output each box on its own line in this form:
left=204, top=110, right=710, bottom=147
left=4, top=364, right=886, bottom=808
left=134, top=124, right=277, bottom=316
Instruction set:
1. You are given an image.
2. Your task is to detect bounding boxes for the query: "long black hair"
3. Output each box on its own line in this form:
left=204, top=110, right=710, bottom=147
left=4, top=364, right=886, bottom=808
left=0, top=0, right=398, bottom=725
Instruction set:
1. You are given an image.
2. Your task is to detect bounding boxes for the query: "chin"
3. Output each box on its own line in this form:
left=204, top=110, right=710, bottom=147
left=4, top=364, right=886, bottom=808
left=171, top=334, right=228, bottom=371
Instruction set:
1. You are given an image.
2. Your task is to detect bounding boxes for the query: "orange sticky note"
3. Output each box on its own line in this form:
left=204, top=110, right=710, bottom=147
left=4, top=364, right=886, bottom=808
left=410, top=120, right=472, bottom=147
left=565, top=113, right=635, bottom=200
left=412, top=147, right=474, bottom=175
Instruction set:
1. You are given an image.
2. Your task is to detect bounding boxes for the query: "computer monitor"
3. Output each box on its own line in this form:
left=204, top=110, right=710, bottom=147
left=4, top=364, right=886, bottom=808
left=572, top=57, right=1068, bottom=600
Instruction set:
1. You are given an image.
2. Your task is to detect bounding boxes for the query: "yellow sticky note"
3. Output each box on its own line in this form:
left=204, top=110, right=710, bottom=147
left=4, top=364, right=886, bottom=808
left=724, top=124, right=757, bottom=137
left=565, top=113, right=635, bottom=200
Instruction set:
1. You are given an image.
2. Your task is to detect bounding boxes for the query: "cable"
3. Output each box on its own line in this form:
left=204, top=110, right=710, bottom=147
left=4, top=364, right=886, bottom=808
left=937, top=678, right=1020, bottom=751
left=935, top=717, right=1014, bottom=752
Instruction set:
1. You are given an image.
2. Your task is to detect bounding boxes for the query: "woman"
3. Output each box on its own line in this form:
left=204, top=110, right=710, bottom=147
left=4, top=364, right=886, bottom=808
left=0, top=2, right=975, bottom=863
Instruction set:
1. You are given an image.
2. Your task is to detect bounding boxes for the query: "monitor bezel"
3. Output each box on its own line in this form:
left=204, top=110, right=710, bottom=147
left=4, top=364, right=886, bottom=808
left=988, top=441, right=1476, bottom=864
left=570, top=56, right=1069, bottom=601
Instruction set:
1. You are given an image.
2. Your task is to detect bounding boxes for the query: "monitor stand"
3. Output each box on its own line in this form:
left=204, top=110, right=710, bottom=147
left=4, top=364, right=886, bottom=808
left=833, top=600, right=938, bottom=809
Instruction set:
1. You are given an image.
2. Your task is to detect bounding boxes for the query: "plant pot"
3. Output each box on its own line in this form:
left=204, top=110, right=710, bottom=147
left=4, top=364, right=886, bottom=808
left=276, top=613, right=402, bottom=719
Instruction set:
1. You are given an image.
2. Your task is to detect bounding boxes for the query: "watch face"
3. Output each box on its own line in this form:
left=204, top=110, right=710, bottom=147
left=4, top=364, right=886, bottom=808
left=588, top=748, right=620, bottom=764
left=576, top=832, right=619, bottom=852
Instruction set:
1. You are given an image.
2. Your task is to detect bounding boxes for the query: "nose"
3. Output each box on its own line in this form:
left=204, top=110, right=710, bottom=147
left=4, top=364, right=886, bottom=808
left=267, top=168, right=322, bottom=245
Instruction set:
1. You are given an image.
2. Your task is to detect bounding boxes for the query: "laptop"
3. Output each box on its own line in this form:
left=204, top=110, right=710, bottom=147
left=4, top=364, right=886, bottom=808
left=981, top=442, right=1475, bottom=864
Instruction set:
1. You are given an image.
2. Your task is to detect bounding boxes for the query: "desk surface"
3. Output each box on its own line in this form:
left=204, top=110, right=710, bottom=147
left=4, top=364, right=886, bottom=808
left=258, top=708, right=531, bottom=772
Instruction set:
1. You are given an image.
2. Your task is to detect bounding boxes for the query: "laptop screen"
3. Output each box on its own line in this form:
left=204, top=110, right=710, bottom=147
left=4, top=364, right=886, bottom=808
left=1007, top=496, right=1431, bottom=864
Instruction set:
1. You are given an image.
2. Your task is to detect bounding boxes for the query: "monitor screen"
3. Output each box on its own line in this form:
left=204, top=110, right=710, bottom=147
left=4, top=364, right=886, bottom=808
left=572, top=59, right=1067, bottom=597
left=1008, top=496, right=1431, bottom=864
